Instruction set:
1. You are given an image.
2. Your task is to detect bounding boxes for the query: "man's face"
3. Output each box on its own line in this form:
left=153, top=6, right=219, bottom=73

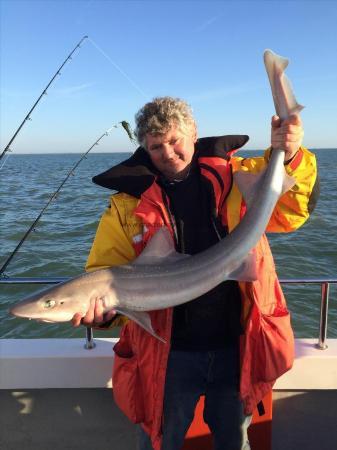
left=145, top=125, right=197, bottom=181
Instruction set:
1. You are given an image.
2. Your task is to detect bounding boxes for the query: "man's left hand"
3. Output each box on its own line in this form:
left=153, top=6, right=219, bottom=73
left=271, top=114, right=304, bottom=162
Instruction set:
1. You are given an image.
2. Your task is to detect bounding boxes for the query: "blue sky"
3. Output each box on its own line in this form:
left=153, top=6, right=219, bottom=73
left=1, top=0, right=337, bottom=154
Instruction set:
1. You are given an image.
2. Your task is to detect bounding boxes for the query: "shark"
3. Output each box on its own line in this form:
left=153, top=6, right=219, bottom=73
left=10, top=49, right=303, bottom=341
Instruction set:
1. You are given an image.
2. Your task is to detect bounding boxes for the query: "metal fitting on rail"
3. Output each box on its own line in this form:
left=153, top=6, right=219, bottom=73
left=85, top=327, right=96, bottom=350
left=317, top=282, right=329, bottom=350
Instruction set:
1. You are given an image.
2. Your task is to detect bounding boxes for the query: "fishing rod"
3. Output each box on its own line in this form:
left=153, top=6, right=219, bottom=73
left=0, top=35, right=88, bottom=164
left=0, top=121, right=136, bottom=276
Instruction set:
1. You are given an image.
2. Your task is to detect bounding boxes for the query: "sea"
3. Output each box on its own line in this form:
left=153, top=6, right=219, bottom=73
left=0, top=150, right=336, bottom=340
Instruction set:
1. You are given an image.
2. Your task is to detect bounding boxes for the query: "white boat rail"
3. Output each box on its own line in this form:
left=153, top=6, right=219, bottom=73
left=1, top=276, right=336, bottom=350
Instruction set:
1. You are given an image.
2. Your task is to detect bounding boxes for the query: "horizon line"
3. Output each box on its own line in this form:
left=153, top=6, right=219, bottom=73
left=7, top=148, right=337, bottom=155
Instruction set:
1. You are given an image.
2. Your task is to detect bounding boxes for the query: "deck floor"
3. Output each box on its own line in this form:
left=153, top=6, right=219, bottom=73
left=1, top=389, right=337, bottom=450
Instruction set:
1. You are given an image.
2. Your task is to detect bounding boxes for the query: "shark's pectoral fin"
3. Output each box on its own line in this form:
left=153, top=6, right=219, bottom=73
left=226, top=251, right=258, bottom=282
left=115, top=308, right=166, bottom=343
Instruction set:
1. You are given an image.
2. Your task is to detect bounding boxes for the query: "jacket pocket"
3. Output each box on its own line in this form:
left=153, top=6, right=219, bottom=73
left=112, top=333, right=145, bottom=423
left=253, top=308, right=295, bottom=382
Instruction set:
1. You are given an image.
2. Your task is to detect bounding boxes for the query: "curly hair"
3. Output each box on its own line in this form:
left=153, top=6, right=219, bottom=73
left=135, top=97, right=196, bottom=148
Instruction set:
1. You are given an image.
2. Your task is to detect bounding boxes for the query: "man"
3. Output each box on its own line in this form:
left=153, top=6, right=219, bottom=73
left=72, top=97, right=318, bottom=450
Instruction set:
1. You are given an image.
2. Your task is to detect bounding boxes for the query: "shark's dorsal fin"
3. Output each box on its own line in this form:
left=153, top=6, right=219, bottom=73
left=233, top=170, right=264, bottom=208
left=132, top=226, right=190, bottom=265
left=233, top=166, right=295, bottom=208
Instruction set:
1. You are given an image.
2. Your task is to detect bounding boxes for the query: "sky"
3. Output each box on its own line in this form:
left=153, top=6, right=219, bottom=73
left=1, top=0, right=337, bottom=154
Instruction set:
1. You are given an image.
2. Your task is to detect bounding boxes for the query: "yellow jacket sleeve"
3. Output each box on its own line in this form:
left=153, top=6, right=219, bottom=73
left=231, top=146, right=319, bottom=233
left=86, top=193, right=141, bottom=271
left=85, top=193, right=142, bottom=328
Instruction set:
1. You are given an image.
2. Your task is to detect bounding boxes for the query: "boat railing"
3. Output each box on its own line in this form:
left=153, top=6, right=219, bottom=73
left=1, top=277, right=336, bottom=350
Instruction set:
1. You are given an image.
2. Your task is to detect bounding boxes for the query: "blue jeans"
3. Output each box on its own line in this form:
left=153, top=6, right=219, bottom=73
left=138, top=344, right=251, bottom=450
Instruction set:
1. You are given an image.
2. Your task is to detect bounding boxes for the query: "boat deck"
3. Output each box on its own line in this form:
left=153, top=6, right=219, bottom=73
left=1, top=338, right=337, bottom=450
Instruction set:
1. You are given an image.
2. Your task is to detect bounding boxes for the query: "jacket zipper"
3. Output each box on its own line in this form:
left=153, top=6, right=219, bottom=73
left=161, top=189, right=179, bottom=249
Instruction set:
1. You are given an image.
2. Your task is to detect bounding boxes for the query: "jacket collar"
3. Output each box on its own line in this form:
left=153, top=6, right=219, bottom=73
left=92, top=134, right=249, bottom=198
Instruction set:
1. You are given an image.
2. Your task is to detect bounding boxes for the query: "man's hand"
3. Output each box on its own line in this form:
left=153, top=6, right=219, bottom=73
left=71, top=297, right=116, bottom=328
left=271, top=114, right=304, bottom=162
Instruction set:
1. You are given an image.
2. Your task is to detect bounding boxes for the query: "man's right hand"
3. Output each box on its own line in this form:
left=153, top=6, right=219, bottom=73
left=71, top=298, right=117, bottom=328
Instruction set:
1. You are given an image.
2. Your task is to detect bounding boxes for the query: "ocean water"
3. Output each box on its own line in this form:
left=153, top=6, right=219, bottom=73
left=0, top=150, right=336, bottom=339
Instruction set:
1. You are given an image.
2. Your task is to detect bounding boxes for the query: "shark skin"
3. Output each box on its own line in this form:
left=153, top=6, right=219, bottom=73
left=264, top=49, right=304, bottom=121
left=10, top=49, right=301, bottom=341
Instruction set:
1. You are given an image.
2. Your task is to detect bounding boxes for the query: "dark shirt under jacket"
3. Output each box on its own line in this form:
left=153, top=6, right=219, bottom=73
left=159, top=163, right=242, bottom=351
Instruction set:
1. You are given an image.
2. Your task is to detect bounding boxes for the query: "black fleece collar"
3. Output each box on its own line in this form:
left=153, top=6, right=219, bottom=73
left=92, top=134, right=249, bottom=198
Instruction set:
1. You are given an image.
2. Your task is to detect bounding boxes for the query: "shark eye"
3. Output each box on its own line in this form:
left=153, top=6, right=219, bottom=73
left=43, top=300, right=56, bottom=309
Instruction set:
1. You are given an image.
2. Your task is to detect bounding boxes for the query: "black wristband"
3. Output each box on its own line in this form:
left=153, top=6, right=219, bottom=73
left=284, top=151, right=298, bottom=165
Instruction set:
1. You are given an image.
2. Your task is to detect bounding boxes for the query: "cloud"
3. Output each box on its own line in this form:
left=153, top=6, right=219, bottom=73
left=52, top=82, right=95, bottom=96
left=194, top=15, right=220, bottom=33
left=1, top=82, right=95, bottom=99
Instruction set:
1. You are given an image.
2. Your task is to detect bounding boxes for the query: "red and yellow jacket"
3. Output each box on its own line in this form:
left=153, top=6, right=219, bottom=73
left=86, top=135, right=319, bottom=450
